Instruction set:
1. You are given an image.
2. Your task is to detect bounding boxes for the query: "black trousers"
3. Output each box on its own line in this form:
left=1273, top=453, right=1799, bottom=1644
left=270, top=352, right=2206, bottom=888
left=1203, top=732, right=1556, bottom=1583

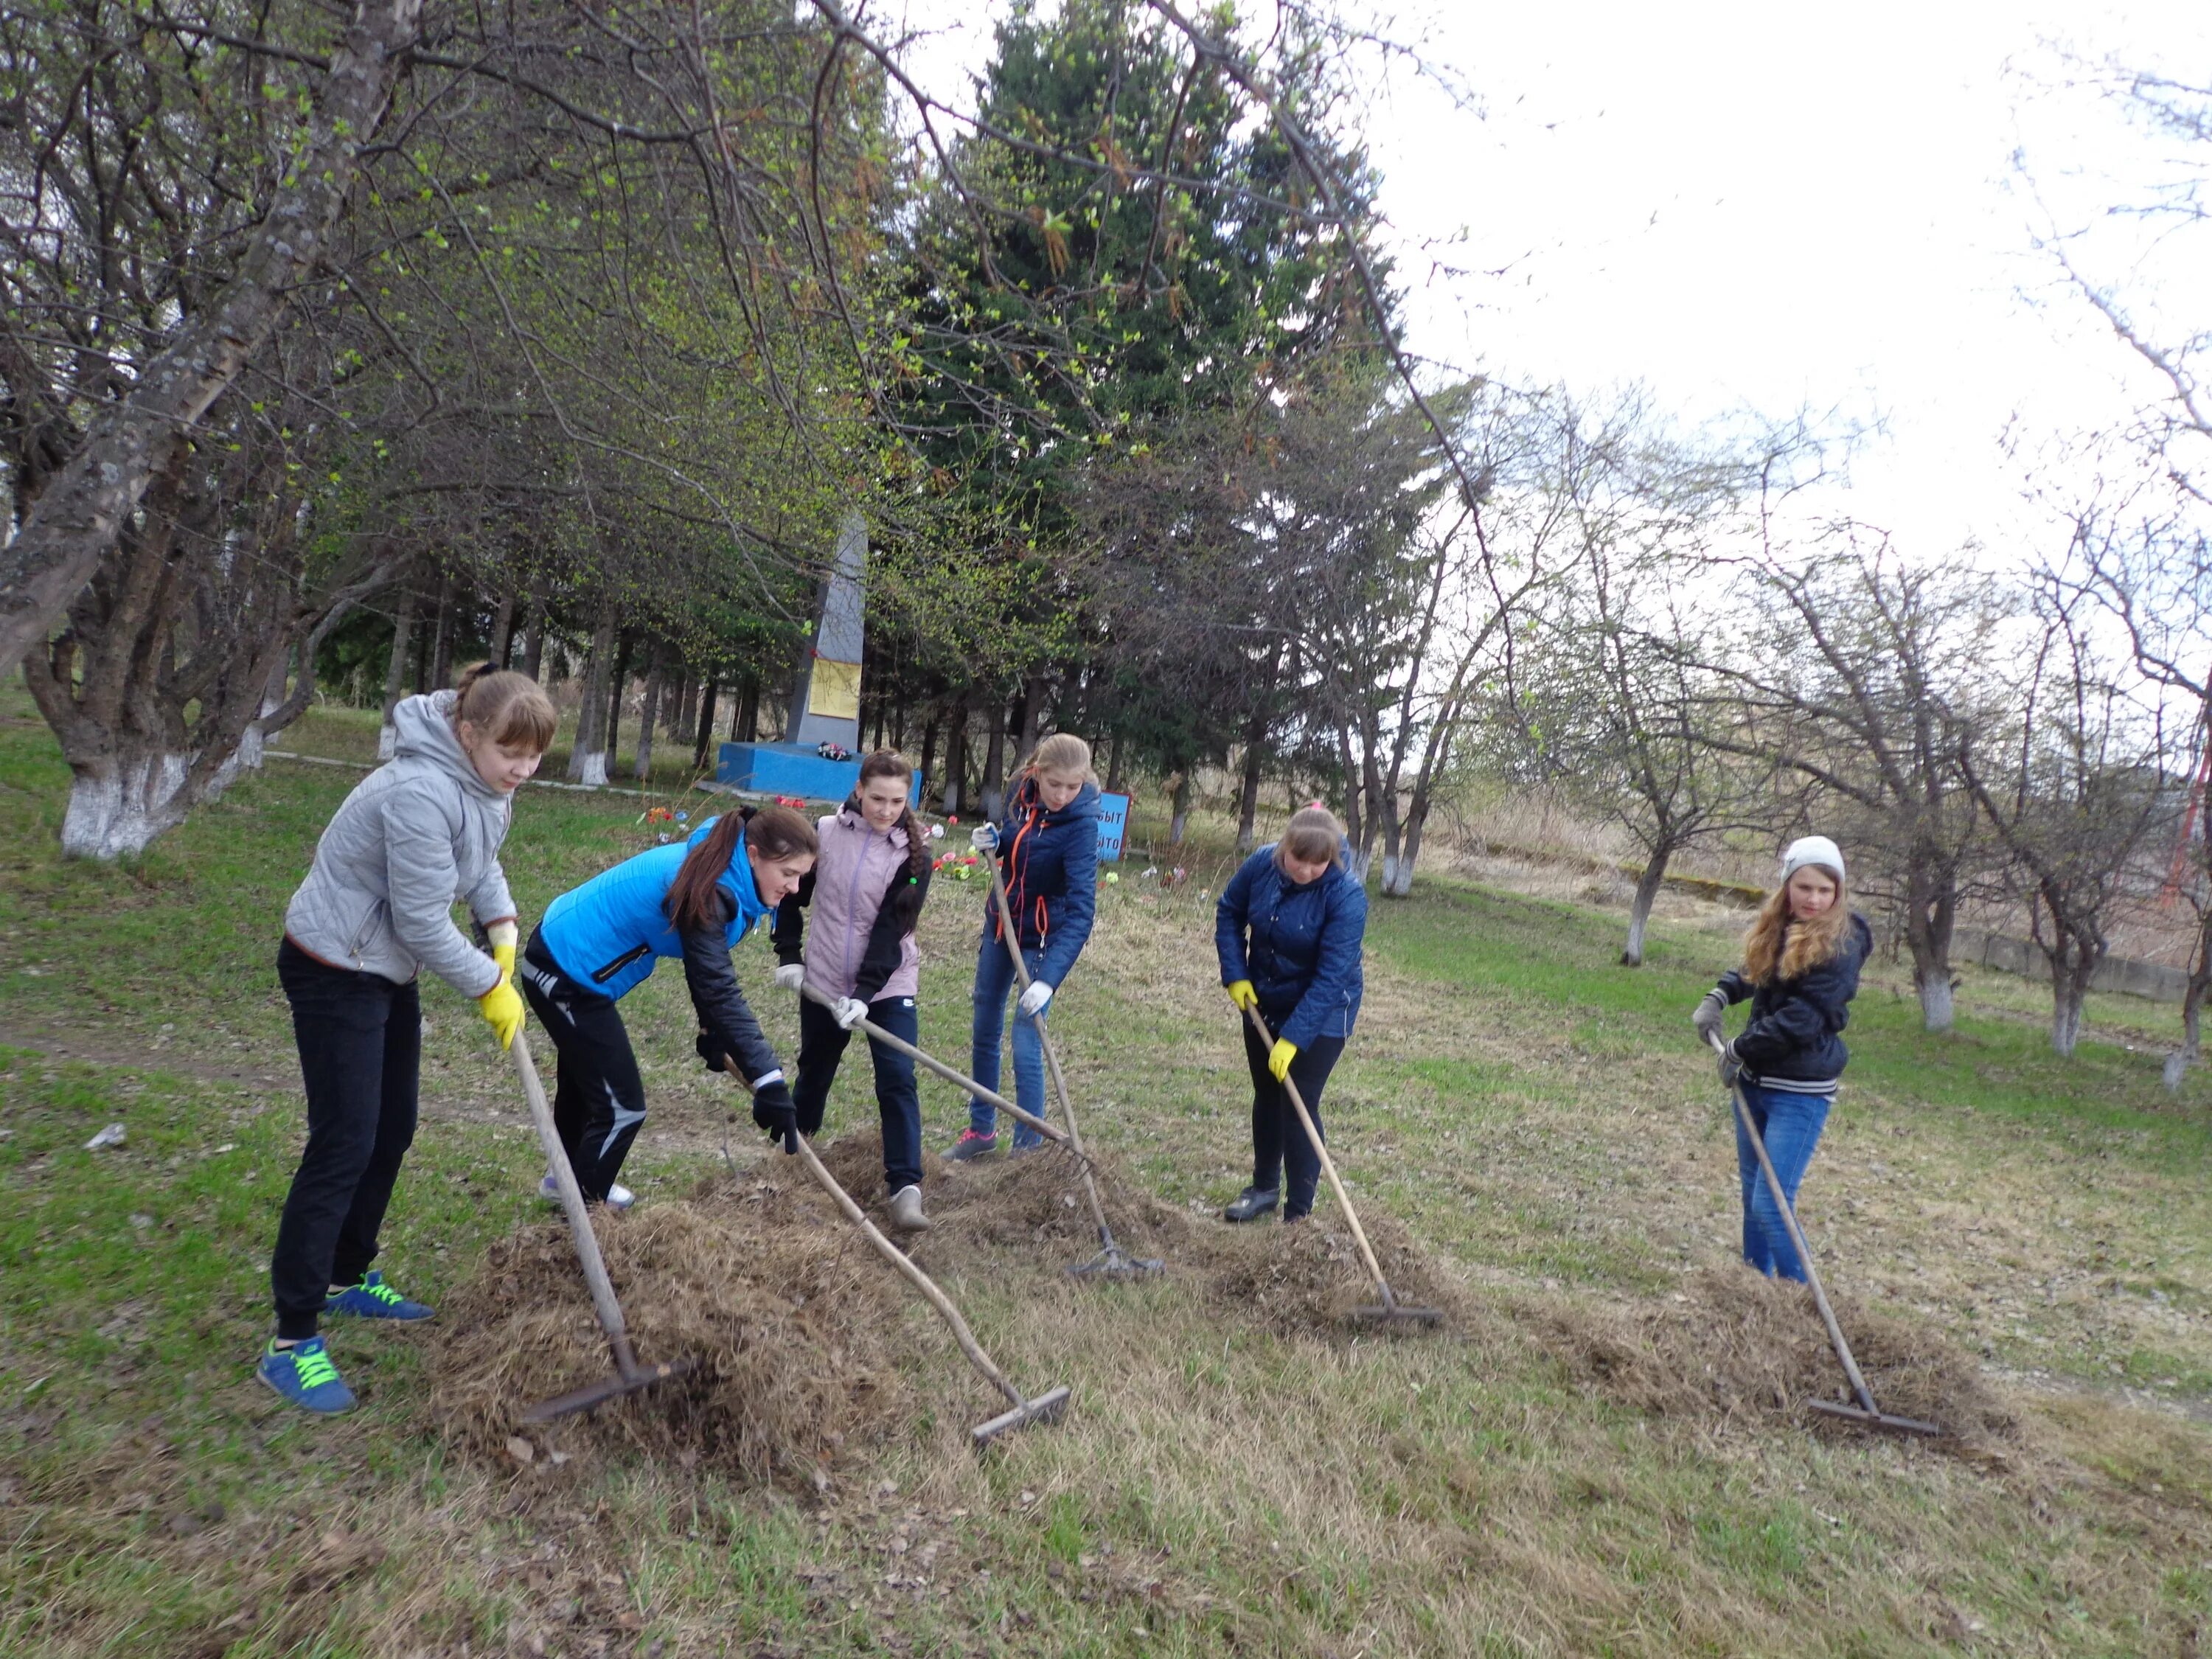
left=518, top=931, right=649, bottom=1202
left=271, top=938, right=422, bottom=1339
left=1242, top=1018, right=1346, bottom=1218
left=792, top=992, right=923, bottom=1194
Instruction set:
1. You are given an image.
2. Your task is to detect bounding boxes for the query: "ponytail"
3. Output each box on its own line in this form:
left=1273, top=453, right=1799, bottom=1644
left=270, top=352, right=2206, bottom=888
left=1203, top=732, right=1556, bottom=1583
left=665, top=805, right=819, bottom=934
left=856, top=749, right=931, bottom=933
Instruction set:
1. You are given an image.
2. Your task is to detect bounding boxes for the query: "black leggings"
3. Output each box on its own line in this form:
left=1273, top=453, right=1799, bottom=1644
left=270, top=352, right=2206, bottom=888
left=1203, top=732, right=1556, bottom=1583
left=1242, top=1018, right=1346, bottom=1218
left=518, top=931, right=649, bottom=1201
left=271, top=938, right=421, bottom=1339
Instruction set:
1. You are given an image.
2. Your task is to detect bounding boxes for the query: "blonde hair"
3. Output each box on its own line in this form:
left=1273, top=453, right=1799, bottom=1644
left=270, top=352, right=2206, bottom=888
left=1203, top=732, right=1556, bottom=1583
left=1022, top=732, right=1096, bottom=784
left=1275, top=804, right=1346, bottom=872
left=1741, top=863, right=1851, bottom=985
left=452, top=662, right=558, bottom=754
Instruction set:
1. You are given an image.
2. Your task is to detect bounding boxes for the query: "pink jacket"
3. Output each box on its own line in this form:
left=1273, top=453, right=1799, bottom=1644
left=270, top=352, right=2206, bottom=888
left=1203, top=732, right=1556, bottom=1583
left=777, top=806, right=921, bottom=1003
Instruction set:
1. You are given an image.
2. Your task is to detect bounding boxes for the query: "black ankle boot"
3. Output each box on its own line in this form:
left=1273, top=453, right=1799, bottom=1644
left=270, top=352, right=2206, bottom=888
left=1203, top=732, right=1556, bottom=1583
left=1223, top=1186, right=1279, bottom=1222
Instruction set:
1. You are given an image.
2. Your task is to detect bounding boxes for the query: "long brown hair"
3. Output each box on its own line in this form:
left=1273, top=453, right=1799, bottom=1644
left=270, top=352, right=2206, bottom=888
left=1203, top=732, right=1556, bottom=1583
left=855, top=750, right=931, bottom=933
left=451, top=661, right=558, bottom=753
left=1740, top=867, right=1852, bottom=985
left=665, top=804, right=818, bottom=933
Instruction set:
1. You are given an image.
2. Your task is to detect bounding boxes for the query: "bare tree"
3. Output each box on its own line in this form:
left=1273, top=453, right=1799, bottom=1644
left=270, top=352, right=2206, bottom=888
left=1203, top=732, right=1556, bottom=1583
left=1961, top=585, right=2177, bottom=1057
left=1509, top=396, right=1772, bottom=962
left=1701, top=530, right=2010, bottom=1031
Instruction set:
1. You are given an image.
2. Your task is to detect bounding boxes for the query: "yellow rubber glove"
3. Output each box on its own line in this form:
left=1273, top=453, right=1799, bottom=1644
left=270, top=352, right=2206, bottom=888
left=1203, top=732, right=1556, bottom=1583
left=1227, top=979, right=1259, bottom=1012
left=477, top=976, right=526, bottom=1050
left=487, top=919, right=518, bottom=986
left=1268, top=1037, right=1298, bottom=1082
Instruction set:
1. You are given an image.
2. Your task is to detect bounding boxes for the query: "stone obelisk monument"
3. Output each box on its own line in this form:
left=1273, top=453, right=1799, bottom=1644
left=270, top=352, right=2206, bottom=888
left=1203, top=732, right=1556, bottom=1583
left=787, top=512, right=866, bottom=751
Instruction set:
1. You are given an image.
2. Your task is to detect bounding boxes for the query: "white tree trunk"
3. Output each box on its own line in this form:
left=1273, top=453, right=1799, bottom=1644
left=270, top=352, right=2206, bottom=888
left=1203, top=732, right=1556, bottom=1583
left=378, top=722, right=397, bottom=760
left=60, top=754, right=194, bottom=860
left=1916, top=974, right=1955, bottom=1033
left=1380, top=852, right=1414, bottom=897
left=1345, top=846, right=1374, bottom=884
left=2051, top=983, right=2085, bottom=1058
left=576, top=748, right=609, bottom=787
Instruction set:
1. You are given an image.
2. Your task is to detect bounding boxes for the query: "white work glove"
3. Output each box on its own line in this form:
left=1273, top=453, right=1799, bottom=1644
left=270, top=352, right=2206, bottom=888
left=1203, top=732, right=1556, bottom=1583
left=773, top=962, right=805, bottom=992
left=1018, top=980, right=1054, bottom=1018
left=970, top=823, right=1000, bottom=852
left=1691, top=990, right=1725, bottom=1043
left=832, top=996, right=868, bottom=1030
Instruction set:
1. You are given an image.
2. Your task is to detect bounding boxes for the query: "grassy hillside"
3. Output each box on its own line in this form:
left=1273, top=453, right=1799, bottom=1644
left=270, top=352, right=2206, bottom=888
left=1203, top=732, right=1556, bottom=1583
left=2, top=692, right=2207, bottom=1656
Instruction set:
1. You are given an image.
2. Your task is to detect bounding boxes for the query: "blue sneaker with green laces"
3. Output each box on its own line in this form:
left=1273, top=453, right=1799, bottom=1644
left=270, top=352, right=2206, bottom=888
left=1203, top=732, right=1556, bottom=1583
left=324, top=1270, right=434, bottom=1321
left=257, top=1336, right=355, bottom=1415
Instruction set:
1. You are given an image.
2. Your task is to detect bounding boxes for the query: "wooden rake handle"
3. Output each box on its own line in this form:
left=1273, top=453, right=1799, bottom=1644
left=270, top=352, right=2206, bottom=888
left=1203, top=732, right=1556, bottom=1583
left=1242, top=1004, right=1397, bottom=1308
left=723, top=1053, right=1023, bottom=1411
left=981, top=844, right=1124, bottom=1246
left=1706, top=1032, right=1879, bottom=1415
left=510, top=1035, right=641, bottom=1372
left=792, top=982, right=1070, bottom=1150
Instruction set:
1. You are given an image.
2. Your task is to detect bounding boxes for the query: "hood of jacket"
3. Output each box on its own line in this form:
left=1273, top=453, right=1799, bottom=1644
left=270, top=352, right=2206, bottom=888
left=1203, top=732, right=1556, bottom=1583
left=391, top=690, right=507, bottom=804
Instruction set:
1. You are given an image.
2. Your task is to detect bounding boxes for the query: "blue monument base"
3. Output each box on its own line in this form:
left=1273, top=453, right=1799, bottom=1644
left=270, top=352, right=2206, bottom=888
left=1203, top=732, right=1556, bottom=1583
left=716, top=742, right=922, bottom=807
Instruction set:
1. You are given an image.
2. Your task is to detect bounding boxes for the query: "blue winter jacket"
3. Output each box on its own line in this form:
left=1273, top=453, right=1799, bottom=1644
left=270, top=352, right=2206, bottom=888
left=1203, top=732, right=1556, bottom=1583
left=1714, top=911, right=1872, bottom=1093
left=1215, top=846, right=1367, bottom=1050
left=536, top=815, right=780, bottom=1079
left=984, top=776, right=1099, bottom=988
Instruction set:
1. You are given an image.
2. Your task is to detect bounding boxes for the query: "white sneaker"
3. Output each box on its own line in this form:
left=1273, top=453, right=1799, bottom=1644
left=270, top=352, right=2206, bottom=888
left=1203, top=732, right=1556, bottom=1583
left=886, top=1183, right=931, bottom=1233
left=539, top=1173, right=635, bottom=1210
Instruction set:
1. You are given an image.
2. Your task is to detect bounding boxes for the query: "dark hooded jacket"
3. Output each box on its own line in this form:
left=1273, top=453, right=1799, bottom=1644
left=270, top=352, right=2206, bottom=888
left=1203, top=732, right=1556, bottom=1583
left=1214, top=845, right=1368, bottom=1050
left=1715, top=911, right=1872, bottom=1093
left=984, top=776, right=1099, bottom=988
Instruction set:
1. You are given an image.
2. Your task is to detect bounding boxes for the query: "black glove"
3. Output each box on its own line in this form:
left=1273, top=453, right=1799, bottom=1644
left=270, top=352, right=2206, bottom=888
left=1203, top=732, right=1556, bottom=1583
left=696, top=1030, right=728, bottom=1074
left=751, top=1077, right=799, bottom=1154
left=795, top=1088, right=825, bottom=1138
left=1717, top=1043, right=1745, bottom=1091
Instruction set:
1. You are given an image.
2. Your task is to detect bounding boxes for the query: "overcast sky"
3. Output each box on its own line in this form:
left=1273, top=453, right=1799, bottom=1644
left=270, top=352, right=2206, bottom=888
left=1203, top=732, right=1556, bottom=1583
left=886, top=1, right=2211, bottom=560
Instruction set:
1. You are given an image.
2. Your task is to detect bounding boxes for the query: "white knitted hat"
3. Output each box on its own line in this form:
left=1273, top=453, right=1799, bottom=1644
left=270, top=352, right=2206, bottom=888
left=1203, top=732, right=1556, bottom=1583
left=1780, top=835, right=1846, bottom=886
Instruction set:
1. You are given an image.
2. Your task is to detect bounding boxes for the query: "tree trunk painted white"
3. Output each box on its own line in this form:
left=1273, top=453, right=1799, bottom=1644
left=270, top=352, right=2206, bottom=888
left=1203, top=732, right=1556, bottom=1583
left=60, top=752, right=195, bottom=860
left=567, top=607, right=616, bottom=784
left=1917, top=973, right=1956, bottom=1034
left=1621, top=852, right=1671, bottom=966
left=1345, top=846, right=1374, bottom=884
left=1380, top=852, right=1413, bottom=898
left=1168, top=772, right=1192, bottom=846
left=2051, top=985, right=2084, bottom=1058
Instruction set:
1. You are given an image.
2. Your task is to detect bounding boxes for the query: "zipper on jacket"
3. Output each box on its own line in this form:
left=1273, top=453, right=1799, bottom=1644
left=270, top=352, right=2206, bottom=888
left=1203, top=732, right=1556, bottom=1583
left=842, top=824, right=877, bottom=990
left=591, top=941, right=652, bottom=984
left=348, top=899, right=388, bottom=970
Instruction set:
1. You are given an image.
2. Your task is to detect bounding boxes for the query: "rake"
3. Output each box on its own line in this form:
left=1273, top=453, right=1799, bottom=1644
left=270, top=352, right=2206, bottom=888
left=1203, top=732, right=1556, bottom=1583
left=509, top=1037, right=699, bottom=1423
left=793, top=984, right=1085, bottom=1170
left=1707, top=1032, right=1944, bottom=1439
left=981, top=844, right=1164, bottom=1280
left=727, top=1055, right=1071, bottom=1447
left=1243, top=1004, right=1442, bottom=1329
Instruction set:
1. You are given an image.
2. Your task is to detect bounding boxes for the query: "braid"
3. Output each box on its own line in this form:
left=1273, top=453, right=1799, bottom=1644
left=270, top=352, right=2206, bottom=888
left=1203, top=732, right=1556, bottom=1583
left=890, top=803, right=929, bottom=932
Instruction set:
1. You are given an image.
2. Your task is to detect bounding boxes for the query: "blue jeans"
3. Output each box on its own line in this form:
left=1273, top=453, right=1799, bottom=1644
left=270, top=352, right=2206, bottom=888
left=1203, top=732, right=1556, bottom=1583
left=970, top=939, right=1050, bottom=1145
left=1733, top=1081, right=1832, bottom=1282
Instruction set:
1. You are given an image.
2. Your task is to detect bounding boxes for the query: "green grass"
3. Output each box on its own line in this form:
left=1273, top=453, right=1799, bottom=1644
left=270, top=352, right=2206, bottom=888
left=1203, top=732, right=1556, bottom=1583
left=4, top=686, right=2211, bottom=1655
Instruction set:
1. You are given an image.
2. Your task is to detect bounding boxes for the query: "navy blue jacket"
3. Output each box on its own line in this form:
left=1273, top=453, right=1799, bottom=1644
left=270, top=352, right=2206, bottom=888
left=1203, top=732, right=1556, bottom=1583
left=1715, top=911, right=1871, bottom=1093
left=985, top=776, right=1099, bottom=988
left=1215, top=846, right=1367, bottom=1050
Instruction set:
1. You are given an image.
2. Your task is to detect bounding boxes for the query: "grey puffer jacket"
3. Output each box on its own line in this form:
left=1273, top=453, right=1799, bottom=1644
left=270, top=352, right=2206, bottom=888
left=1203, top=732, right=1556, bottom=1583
left=282, top=691, right=518, bottom=995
